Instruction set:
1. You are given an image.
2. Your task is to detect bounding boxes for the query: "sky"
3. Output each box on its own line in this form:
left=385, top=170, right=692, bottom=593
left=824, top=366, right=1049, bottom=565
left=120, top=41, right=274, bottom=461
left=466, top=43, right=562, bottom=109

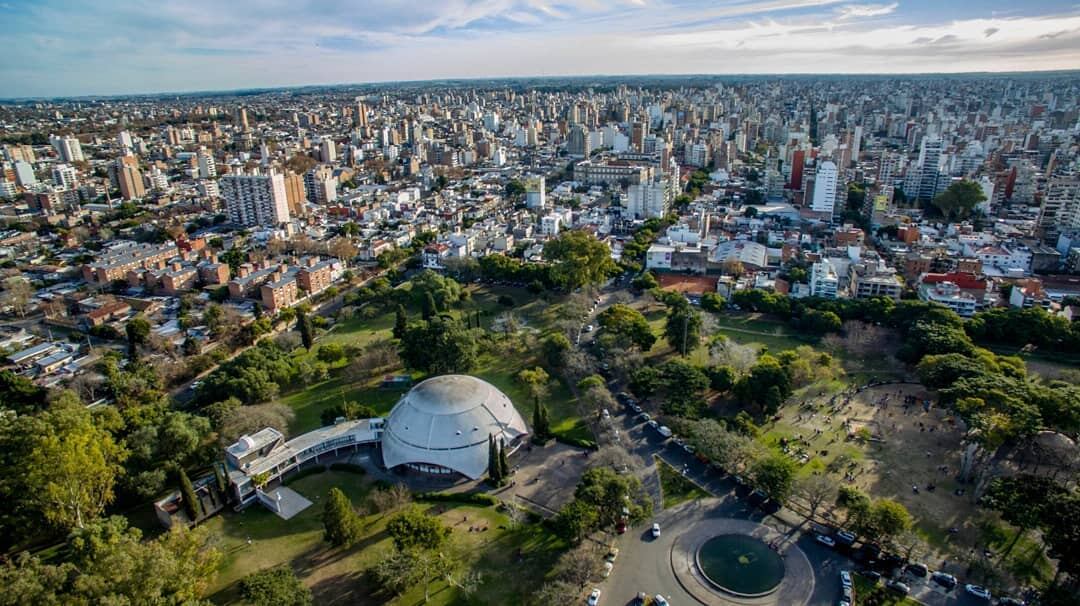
left=3, top=0, right=1080, bottom=98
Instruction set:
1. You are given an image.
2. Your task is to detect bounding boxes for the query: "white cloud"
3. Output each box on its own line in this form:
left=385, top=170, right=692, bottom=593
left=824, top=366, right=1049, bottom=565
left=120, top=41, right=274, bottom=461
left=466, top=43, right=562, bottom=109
left=836, top=2, right=898, bottom=20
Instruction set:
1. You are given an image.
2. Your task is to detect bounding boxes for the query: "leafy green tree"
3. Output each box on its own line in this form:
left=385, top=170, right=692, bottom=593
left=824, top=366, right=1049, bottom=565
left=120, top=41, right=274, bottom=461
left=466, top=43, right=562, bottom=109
left=542, top=231, right=617, bottom=290
left=700, top=292, right=726, bottom=313
left=836, top=485, right=871, bottom=527
left=498, top=439, right=510, bottom=480
left=870, top=499, right=913, bottom=543
left=707, top=365, right=737, bottom=392
left=387, top=507, right=451, bottom=552
left=734, top=354, right=792, bottom=415
left=178, top=468, right=202, bottom=521
left=631, top=271, right=659, bottom=291
left=554, top=499, right=599, bottom=543
left=657, top=359, right=709, bottom=418
left=573, top=467, right=652, bottom=530
left=316, top=343, right=346, bottom=364
left=517, top=367, right=551, bottom=408
left=532, top=403, right=552, bottom=442
left=487, top=433, right=502, bottom=485
left=663, top=298, right=703, bottom=356
left=0, top=369, right=47, bottom=414
left=542, top=333, right=572, bottom=368
left=422, top=291, right=438, bottom=320
left=241, top=566, right=312, bottom=606
left=399, top=317, right=477, bottom=374
left=323, top=487, right=362, bottom=547
left=597, top=304, right=656, bottom=350
left=125, top=315, right=151, bottom=357
left=750, top=454, right=796, bottom=504
left=931, top=180, right=986, bottom=220
left=982, top=475, right=1067, bottom=556
left=26, top=398, right=128, bottom=529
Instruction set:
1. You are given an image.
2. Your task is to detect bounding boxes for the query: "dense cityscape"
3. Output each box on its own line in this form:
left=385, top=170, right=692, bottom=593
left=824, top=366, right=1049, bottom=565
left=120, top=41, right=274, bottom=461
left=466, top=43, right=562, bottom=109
left=2, top=4, right=1080, bottom=606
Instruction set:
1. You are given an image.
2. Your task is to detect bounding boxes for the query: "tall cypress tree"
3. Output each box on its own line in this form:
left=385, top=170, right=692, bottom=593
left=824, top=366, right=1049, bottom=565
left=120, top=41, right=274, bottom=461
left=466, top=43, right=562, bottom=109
left=487, top=434, right=500, bottom=484
left=498, top=438, right=510, bottom=480
left=422, top=292, right=438, bottom=320
left=393, top=304, right=408, bottom=339
left=179, top=467, right=203, bottom=521
left=297, top=310, right=314, bottom=350
left=324, top=487, right=362, bottom=547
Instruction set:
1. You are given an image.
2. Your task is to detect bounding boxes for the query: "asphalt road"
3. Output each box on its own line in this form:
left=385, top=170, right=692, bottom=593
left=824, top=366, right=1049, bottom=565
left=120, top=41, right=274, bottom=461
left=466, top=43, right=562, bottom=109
left=595, top=403, right=997, bottom=606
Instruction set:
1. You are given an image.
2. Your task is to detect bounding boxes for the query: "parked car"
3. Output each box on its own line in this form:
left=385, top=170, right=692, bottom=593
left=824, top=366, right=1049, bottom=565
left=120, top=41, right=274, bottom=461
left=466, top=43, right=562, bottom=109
left=653, top=595, right=669, bottom=606
left=815, top=534, right=836, bottom=548
left=885, top=580, right=910, bottom=595
left=964, top=584, right=991, bottom=600
left=841, top=585, right=853, bottom=602
left=905, top=562, right=928, bottom=578
left=657, top=425, right=672, bottom=438
left=605, top=547, right=619, bottom=562
left=859, top=570, right=881, bottom=583
left=638, top=412, right=651, bottom=422
left=602, top=561, right=613, bottom=578
left=647, top=420, right=659, bottom=430
left=601, top=409, right=610, bottom=419
left=651, top=523, right=661, bottom=538
left=930, top=571, right=957, bottom=590
left=683, top=444, right=695, bottom=454
left=839, top=570, right=852, bottom=588
left=630, top=403, right=642, bottom=413
left=585, top=324, right=594, bottom=332
left=997, top=597, right=1025, bottom=606
left=587, top=588, right=601, bottom=606
left=836, top=530, right=857, bottom=545
left=749, top=489, right=768, bottom=505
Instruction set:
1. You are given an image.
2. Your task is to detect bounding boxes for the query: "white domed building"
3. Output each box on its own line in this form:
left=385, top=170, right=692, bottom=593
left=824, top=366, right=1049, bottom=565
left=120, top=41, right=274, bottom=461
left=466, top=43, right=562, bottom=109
left=381, top=375, right=529, bottom=480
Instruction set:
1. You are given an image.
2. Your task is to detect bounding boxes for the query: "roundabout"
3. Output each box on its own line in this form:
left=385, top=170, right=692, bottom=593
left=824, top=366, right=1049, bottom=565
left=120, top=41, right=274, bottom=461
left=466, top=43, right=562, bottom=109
left=670, top=518, right=815, bottom=605
left=696, top=534, right=785, bottom=597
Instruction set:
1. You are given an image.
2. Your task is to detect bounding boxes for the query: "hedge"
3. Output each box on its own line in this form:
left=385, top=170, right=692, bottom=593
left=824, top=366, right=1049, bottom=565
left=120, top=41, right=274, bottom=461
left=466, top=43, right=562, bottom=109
left=416, top=492, right=498, bottom=507
left=329, top=462, right=367, bottom=475
left=282, top=465, right=326, bottom=485
left=555, top=435, right=598, bottom=450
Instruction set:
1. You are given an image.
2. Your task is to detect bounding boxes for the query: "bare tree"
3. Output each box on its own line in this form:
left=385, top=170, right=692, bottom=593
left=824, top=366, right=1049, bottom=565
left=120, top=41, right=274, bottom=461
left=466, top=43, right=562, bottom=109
left=709, top=335, right=758, bottom=374
left=553, top=543, right=604, bottom=588
left=369, top=483, right=412, bottom=514
left=2, top=276, right=33, bottom=317
left=796, top=474, right=839, bottom=522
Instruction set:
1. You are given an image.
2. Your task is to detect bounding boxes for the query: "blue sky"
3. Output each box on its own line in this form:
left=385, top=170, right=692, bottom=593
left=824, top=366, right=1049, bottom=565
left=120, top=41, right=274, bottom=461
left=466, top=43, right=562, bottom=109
left=3, top=1, right=1080, bottom=97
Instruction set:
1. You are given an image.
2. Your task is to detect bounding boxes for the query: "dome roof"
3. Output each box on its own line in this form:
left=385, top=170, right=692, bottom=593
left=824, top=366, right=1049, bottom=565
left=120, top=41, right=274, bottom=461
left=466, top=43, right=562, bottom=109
left=381, top=375, right=529, bottom=479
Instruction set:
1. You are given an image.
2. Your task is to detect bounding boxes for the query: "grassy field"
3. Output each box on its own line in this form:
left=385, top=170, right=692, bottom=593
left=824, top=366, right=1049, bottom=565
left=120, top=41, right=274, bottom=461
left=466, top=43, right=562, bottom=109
left=276, top=284, right=590, bottom=441
left=656, top=456, right=709, bottom=509
left=205, top=470, right=568, bottom=605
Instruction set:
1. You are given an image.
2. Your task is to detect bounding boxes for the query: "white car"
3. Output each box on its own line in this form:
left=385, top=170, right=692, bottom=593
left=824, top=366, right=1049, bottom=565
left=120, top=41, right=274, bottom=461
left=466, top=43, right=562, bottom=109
left=585, top=324, right=594, bottom=332
left=839, top=570, right=852, bottom=588
left=653, top=595, right=669, bottom=606
left=964, top=584, right=991, bottom=600
left=815, top=533, right=836, bottom=547
left=602, top=561, right=613, bottom=578
left=587, top=588, right=601, bottom=605
left=651, top=523, right=661, bottom=538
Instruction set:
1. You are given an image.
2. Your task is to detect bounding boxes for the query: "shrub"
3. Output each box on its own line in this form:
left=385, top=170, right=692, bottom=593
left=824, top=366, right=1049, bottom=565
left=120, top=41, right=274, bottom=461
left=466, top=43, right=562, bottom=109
left=555, top=435, right=598, bottom=450
left=329, top=462, right=366, bottom=475
left=416, top=492, right=499, bottom=506
left=282, top=465, right=326, bottom=485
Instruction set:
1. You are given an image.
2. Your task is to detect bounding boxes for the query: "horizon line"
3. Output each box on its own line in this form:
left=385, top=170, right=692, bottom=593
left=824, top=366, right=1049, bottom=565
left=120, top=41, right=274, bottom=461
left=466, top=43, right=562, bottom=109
left=4, top=68, right=1080, bottom=103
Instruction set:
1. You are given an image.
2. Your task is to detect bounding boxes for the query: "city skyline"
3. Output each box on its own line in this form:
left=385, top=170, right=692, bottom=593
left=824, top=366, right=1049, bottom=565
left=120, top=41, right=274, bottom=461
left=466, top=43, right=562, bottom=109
left=5, top=0, right=1080, bottom=98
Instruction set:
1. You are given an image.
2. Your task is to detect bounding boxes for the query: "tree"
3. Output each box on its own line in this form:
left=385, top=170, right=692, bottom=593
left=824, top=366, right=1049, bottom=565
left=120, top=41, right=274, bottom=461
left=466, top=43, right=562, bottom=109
left=241, top=566, right=312, bottom=606
left=664, top=298, right=703, bottom=356
left=399, top=317, right=477, bottom=374
left=707, top=365, right=737, bottom=393
left=734, top=354, right=792, bottom=415
left=393, top=304, right=408, bottom=339
left=982, top=475, right=1067, bottom=556
left=517, top=366, right=551, bottom=408
left=657, top=359, right=709, bottom=418
left=1, top=276, right=33, bottom=317
left=296, top=310, right=314, bottom=350
left=554, top=499, right=600, bottom=543
left=836, top=485, right=871, bottom=527
left=931, top=179, right=986, bottom=220
left=573, top=467, right=652, bottom=531
left=700, top=292, right=726, bottom=313
left=542, top=230, right=617, bottom=290
left=422, top=291, right=438, bottom=320
left=386, top=507, right=450, bottom=552
left=542, top=332, right=572, bottom=368
left=870, top=499, right=912, bottom=544
left=0, top=369, right=47, bottom=414
left=26, top=399, right=127, bottom=529
left=597, top=304, right=656, bottom=350
left=498, top=438, right=510, bottom=480
left=0, top=516, right=221, bottom=605
left=750, top=454, right=796, bottom=504
left=532, top=402, right=552, bottom=442
left=324, top=487, right=362, bottom=547
left=178, top=467, right=202, bottom=521
left=487, top=433, right=503, bottom=485
left=125, top=316, right=151, bottom=357
left=796, top=474, right=838, bottom=522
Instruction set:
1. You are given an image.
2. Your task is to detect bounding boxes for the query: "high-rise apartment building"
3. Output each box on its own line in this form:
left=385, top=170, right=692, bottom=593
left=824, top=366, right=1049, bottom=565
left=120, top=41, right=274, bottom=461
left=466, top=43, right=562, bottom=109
left=197, top=149, right=216, bottom=179
left=115, top=156, right=145, bottom=200
left=52, top=164, right=78, bottom=189
left=320, top=138, right=337, bottom=163
left=525, top=176, right=546, bottom=209
left=14, top=160, right=36, bottom=186
left=50, top=135, right=84, bottom=162
left=221, top=172, right=291, bottom=227
left=626, top=177, right=673, bottom=219
left=567, top=124, right=590, bottom=158
left=1040, top=176, right=1080, bottom=244
left=811, top=160, right=838, bottom=215
left=283, top=173, right=307, bottom=217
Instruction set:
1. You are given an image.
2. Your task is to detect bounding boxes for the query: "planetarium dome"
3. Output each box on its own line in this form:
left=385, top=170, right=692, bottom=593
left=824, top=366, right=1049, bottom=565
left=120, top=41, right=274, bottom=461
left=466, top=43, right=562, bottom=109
left=380, top=375, right=529, bottom=479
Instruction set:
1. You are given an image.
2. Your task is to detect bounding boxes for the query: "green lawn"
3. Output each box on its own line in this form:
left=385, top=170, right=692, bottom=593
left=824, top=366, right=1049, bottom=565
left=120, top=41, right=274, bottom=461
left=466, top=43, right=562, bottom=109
left=656, top=456, right=709, bottom=509
left=204, top=470, right=567, bottom=605
left=278, top=285, right=590, bottom=441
